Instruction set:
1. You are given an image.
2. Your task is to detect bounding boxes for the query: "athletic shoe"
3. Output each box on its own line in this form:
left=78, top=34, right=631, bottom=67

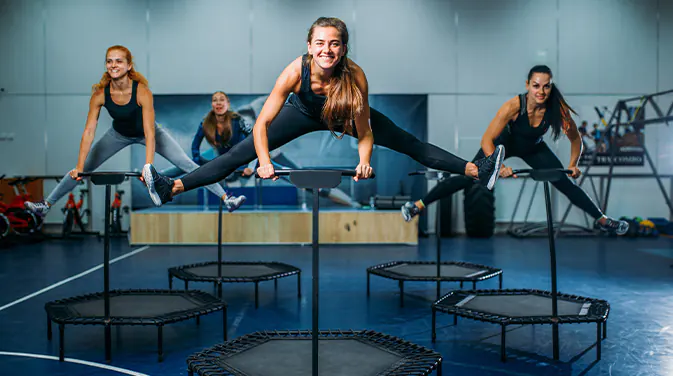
left=142, top=164, right=174, bottom=206
left=594, top=216, right=629, bottom=235
left=24, top=200, right=51, bottom=216
left=473, top=145, right=505, bottom=190
left=223, top=194, right=246, bottom=212
left=401, top=201, right=421, bottom=222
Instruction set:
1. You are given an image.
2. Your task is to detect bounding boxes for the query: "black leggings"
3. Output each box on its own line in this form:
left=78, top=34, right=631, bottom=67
left=423, top=140, right=604, bottom=220
left=181, top=104, right=469, bottom=191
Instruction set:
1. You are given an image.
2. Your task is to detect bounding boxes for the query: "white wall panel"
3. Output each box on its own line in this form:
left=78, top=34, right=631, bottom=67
left=250, top=0, right=355, bottom=93
left=454, top=0, right=557, bottom=94
left=45, top=0, right=148, bottom=94
left=659, top=0, right=673, bottom=90
left=0, top=96, right=46, bottom=176
left=355, top=0, right=457, bottom=94
left=559, top=0, right=658, bottom=94
left=0, top=0, right=45, bottom=94
left=148, top=0, right=252, bottom=94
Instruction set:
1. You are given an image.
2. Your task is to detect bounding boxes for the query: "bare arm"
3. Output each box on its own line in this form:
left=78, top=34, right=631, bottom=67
left=350, top=62, right=374, bottom=180
left=563, top=107, right=583, bottom=176
left=253, top=58, right=301, bottom=166
left=73, top=90, right=104, bottom=177
left=481, top=96, right=519, bottom=156
left=137, top=83, right=156, bottom=165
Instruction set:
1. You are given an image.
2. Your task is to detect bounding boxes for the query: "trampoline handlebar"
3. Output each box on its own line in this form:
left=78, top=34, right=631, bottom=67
left=77, top=171, right=143, bottom=178
left=512, top=168, right=573, bottom=175
left=255, top=168, right=375, bottom=178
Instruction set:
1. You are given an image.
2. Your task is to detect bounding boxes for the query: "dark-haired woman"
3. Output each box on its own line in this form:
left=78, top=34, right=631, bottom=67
left=141, top=17, right=504, bottom=205
left=401, top=65, right=629, bottom=235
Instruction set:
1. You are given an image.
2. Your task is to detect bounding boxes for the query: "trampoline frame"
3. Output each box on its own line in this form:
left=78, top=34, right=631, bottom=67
left=431, top=288, right=609, bottom=362
left=43, top=172, right=227, bottom=363
left=168, top=198, right=302, bottom=309
left=367, top=260, right=503, bottom=307
left=431, top=169, right=610, bottom=363
left=46, top=289, right=227, bottom=362
left=186, top=329, right=443, bottom=376
left=366, top=170, right=504, bottom=306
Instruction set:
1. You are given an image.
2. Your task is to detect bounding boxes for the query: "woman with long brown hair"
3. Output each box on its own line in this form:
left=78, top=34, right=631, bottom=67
left=24, top=45, right=245, bottom=216
left=142, top=17, right=504, bottom=205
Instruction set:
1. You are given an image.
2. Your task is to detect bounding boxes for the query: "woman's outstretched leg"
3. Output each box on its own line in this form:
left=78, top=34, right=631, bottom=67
left=522, top=142, right=629, bottom=235
left=366, top=108, right=504, bottom=190
left=143, top=105, right=324, bottom=206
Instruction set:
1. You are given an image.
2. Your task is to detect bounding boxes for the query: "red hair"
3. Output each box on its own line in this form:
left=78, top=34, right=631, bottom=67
left=92, top=45, right=149, bottom=93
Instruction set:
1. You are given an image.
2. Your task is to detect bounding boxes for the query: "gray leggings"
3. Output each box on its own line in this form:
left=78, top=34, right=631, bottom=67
left=46, top=126, right=226, bottom=204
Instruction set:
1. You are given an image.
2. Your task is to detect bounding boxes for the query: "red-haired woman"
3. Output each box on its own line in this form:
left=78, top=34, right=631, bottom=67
left=25, top=45, right=245, bottom=215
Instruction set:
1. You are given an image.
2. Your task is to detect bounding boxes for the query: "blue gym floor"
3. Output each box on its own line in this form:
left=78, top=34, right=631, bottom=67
left=1, top=233, right=672, bottom=375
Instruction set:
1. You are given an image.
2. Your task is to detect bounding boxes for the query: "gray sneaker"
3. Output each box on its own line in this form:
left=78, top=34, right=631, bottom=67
left=401, top=201, right=421, bottom=222
left=224, top=194, right=246, bottom=212
left=25, top=200, right=51, bottom=216
left=473, top=145, right=505, bottom=190
left=594, top=216, right=629, bottom=235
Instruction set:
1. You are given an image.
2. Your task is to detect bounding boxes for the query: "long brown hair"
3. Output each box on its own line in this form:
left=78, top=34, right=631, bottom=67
left=306, top=17, right=363, bottom=138
left=201, top=91, right=240, bottom=147
left=92, top=45, right=149, bottom=93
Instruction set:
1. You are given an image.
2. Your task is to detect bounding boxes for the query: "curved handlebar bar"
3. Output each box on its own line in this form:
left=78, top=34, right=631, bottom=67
left=77, top=172, right=142, bottom=178
left=511, top=168, right=573, bottom=175
left=255, top=169, right=375, bottom=178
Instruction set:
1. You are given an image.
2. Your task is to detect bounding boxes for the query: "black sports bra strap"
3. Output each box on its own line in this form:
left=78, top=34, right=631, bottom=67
left=519, top=93, right=526, bottom=116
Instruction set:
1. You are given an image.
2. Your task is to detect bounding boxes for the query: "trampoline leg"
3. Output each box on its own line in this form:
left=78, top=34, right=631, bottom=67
left=254, top=281, right=259, bottom=309
left=158, top=326, right=163, bottom=362
left=596, top=322, right=602, bottom=360
left=472, top=281, right=476, bottom=290
left=47, top=316, right=52, bottom=341
left=499, top=274, right=503, bottom=289
left=501, top=324, right=506, bottom=362
left=105, top=324, right=111, bottom=362
left=437, top=361, right=442, bottom=376
left=453, top=314, right=457, bottom=326
left=297, top=272, right=301, bottom=298
left=431, top=308, right=436, bottom=342
left=168, top=274, right=172, bottom=290
left=553, top=323, right=559, bottom=361
left=217, top=282, right=222, bottom=299
left=59, top=324, right=65, bottom=362
left=223, top=305, right=228, bottom=341
left=399, top=281, right=404, bottom=307
left=366, top=272, right=370, bottom=297
left=196, top=316, right=200, bottom=325
left=459, top=281, right=463, bottom=289
left=603, top=320, right=607, bottom=339
left=274, top=278, right=278, bottom=291
left=185, top=280, right=189, bottom=291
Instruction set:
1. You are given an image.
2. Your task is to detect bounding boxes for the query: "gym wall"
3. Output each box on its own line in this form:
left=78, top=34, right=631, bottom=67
left=0, top=0, right=671, bottom=233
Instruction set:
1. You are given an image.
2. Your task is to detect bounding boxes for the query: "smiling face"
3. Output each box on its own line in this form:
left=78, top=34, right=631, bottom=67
left=106, top=49, right=131, bottom=80
left=307, top=26, right=346, bottom=71
left=526, top=72, right=552, bottom=105
left=211, top=92, right=229, bottom=115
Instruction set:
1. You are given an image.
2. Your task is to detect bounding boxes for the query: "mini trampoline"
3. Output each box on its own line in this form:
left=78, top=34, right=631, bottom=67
left=44, top=172, right=227, bottom=362
left=366, top=170, right=503, bottom=306
left=185, top=169, right=443, bottom=376
left=367, top=260, right=502, bottom=307
left=186, top=329, right=442, bottom=376
left=168, top=199, right=301, bottom=309
left=430, top=169, right=611, bottom=362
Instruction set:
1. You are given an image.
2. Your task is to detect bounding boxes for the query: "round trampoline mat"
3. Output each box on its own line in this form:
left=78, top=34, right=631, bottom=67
left=386, top=263, right=485, bottom=278
left=70, top=294, right=202, bottom=318
left=457, top=293, right=589, bottom=318
left=183, top=264, right=281, bottom=278
left=226, top=338, right=402, bottom=376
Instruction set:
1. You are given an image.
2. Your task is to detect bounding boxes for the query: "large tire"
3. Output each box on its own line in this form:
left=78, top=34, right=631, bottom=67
left=463, top=183, right=495, bottom=238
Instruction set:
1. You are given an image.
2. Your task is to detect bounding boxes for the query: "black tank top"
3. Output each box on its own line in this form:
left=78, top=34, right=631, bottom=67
left=104, top=80, right=144, bottom=137
left=287, top=54, right=327, bottom=121
left=498, top=93, right=551, bottom=149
